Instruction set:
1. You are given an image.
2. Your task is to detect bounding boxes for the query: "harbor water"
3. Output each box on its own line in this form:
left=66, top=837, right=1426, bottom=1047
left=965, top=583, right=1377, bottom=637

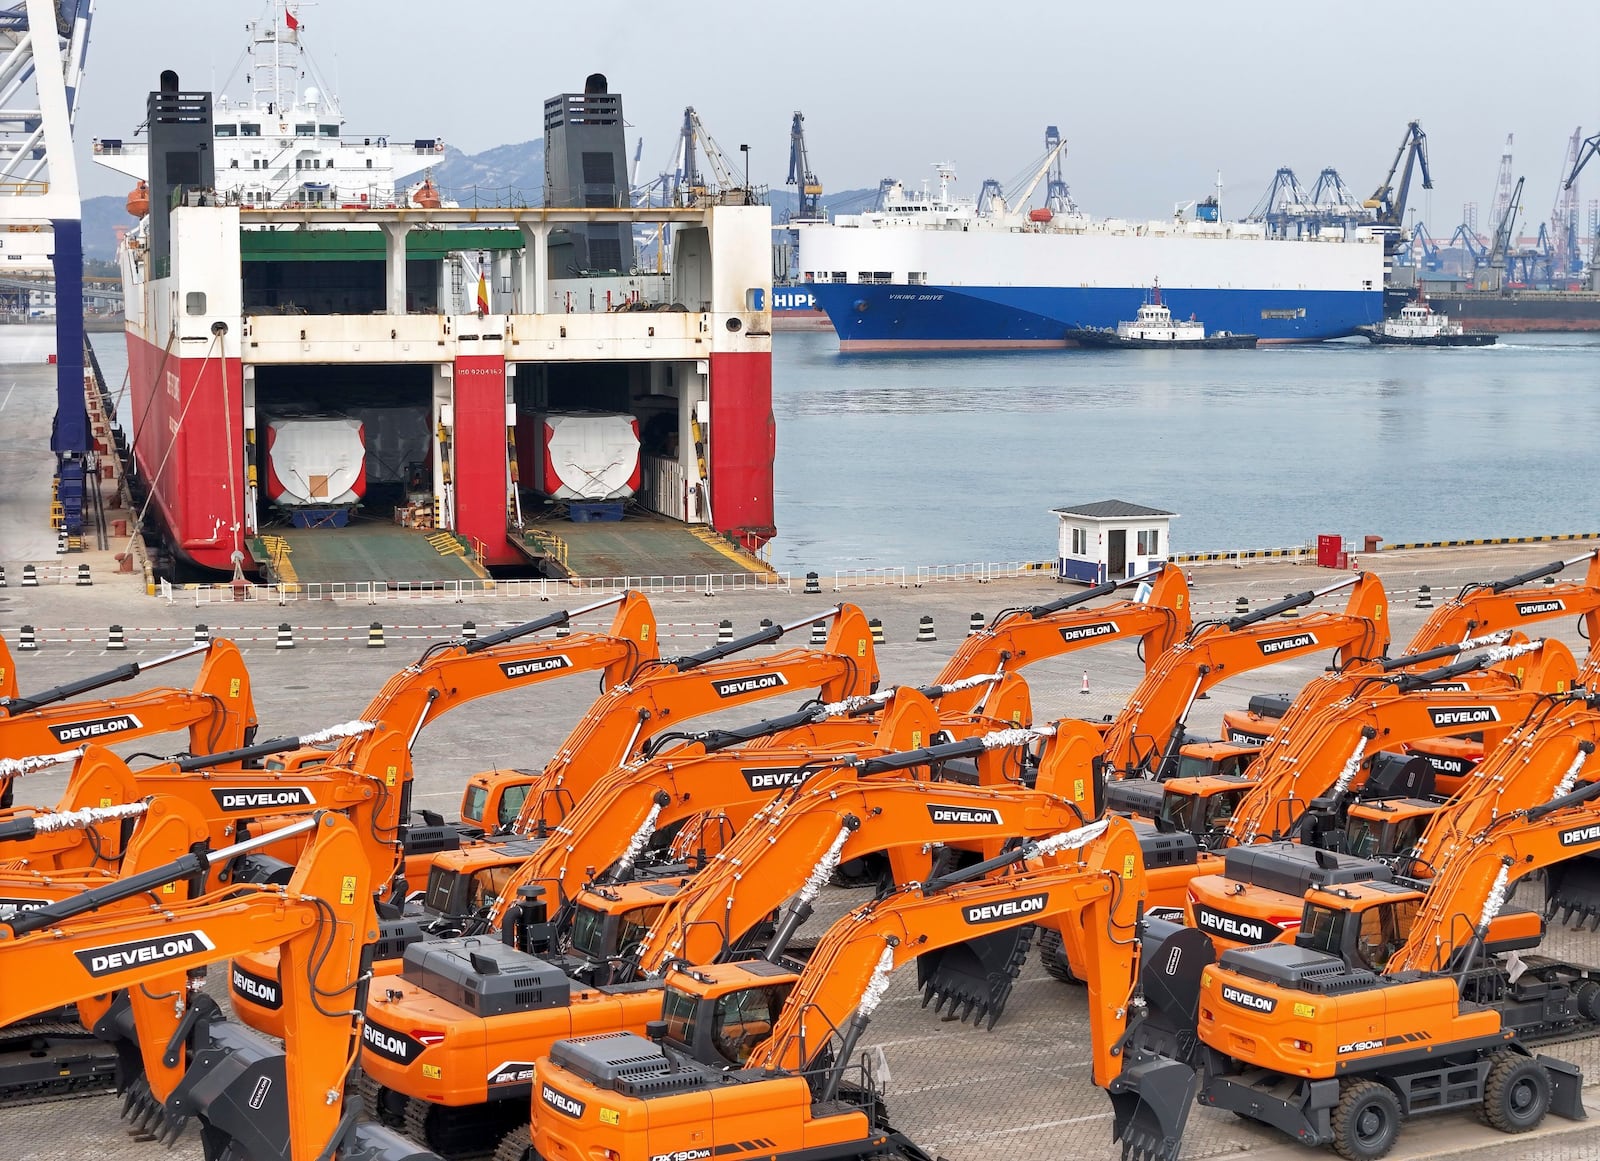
left=86, top=330, right=1600, bottom=575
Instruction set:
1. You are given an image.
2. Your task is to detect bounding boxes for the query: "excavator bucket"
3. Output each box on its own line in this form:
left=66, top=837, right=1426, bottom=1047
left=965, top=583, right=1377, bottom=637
left=96, top=994, right=190, bottom=1145
left=1544, top=854, right=1600, bottom=930
left=913, top=925, right=1035, bottom=1029
left=165, top=1020, right=439, bottom=1161
left=1107, top=924, right=1212, bottom=1161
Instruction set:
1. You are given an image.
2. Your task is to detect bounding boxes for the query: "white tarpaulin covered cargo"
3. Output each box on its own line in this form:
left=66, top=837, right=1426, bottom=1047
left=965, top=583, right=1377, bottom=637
left=531, top=412, right=641, bottom=501
left=265, top=417, right=367, bottom=507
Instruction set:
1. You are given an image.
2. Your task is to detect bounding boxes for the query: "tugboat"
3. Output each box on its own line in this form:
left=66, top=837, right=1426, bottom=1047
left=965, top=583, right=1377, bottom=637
left=1359, top=292, right=1497, bottom=346
left=1066, top=281, right=1258, bottom=349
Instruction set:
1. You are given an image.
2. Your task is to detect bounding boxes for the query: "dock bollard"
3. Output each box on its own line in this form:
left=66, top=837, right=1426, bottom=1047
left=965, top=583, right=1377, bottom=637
left=968, top=612, right=985, bottom=637
left=21, top=564, right=37, bottom=588
left=0, top=564, right=6, bottom=587
left=718, top=619, right=733, bottom=643
left=917, top=615, right=936, bottom=643
left=1234, top=596, right=1249, bottom=614
left=555, top=622, right=571, bottom=638
left=809, top=620, right=827, bottom=646
left=869, top=618, right=885, bottom=645
left=368, top=621, right=385, bottom=648
left=17, top=625, right=36, bottom=651
left=107, top=625, right=126, bottom=651
left=462, top=621, right=477, bottom=641
left=76, top=563, right=92, bottom=587
left=56, top=529, right=66, bottom=554
left=1415, top=585, right=1433, bottom=610
left=803, top=571, right=821, bottom=595
left=194, top=624, right=210, bottom=644
left=276, top=623, right=295, bottom=650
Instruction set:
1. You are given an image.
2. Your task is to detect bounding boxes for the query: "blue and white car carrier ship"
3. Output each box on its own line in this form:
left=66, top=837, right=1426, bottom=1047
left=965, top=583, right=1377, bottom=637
left=798, top=160, right=1385, bottom=350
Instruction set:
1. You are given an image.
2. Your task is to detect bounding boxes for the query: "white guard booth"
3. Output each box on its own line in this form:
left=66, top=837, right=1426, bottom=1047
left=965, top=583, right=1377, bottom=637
left=1052, top=500, right=1176, bottom=584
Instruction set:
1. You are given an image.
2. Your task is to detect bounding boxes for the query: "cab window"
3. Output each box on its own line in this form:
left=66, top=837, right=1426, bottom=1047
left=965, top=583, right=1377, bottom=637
left=461, top=784, right=488, bottom=825
left=497, top=783, right=529, bottom=829
left=1159, top=792, right=1197, bottom=833
left=661, top=986, right=699, bottom=1048
left=470, top=864, right=517, bottom=911
left=1298, top=905, right=1342, bottom=957
left=614, top=905, right=664, bottom=959
left=570, top=905, right=606, bottom=959
left=711, top=983, right=792, bottom=1067
left=1355, top=900, right=1419, bottom=973
left=1205, top=790, right=1243, bottom=829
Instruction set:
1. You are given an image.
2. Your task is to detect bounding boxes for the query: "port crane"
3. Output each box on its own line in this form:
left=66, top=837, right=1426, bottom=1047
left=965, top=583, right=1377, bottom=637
left=785, top=111, right=823, bottom=220
left=1363, top=120, right=1431, bottom=261
left=1451, top=221, right=1488, bottom=266
left=673, top=107, right=760, bottom=207
left=1482, top=174, right=1525, bottom=288
left=1044, top=124, right=1074, bottom=212
left=1566, top=129, right=1599, bottom=190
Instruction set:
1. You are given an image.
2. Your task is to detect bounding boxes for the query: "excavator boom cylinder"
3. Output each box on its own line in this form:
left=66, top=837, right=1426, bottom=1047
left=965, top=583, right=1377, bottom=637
left=464, top=593, right=624, bottom=654
left=1, top=643, right=210, bottom=713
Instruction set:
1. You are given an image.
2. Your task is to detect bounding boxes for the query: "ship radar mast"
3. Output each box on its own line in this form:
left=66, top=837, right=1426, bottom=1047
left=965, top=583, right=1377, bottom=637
left=240, top=1, right=339, bottom=122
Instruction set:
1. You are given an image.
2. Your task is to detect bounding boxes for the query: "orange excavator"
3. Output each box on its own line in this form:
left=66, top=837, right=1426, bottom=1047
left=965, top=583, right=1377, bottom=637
left=920, top=564, right=1191, bottom=715
left=1183, top=551, right=1600, bottom=780
left=1111, top=712, right=1600, bottom=1161
left=0, top=634, right=14, bottom=701
left=1180, top=642, right=1580, bottom=953
left=466, top=604, right=878, bottom=838
left=264, top=592, right=658, bottom=852
left=1097, top=573, right=1390, bottom=782
left=0, top=641, right=257, bottom=804
left=517, top=817, right=1145, bottom=1161
left=0, top=809, right=438, bottom=1160
left=402, top=568, right=1188, bottom=942
left=354, top=722, right=1106, bottom=1155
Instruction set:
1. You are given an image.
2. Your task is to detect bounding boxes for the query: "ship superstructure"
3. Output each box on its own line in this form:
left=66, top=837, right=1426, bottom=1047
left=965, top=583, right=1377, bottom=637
left=102, top=13, right=773, bottom=581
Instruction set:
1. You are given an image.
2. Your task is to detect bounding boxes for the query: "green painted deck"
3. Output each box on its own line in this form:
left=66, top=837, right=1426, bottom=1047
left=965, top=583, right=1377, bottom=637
left=514, top=512, right=771, bottom=579
left=250, top=525, right=485, bottom=584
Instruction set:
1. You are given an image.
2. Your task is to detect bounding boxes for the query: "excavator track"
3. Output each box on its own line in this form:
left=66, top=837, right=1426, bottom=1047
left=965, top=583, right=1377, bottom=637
left=1035, top=926, right=1077, bottom=983
left=358, top=1067, right=406, bottom=1129
left=0, top=1020, right=120, bottom=1105
left=405, top=1092, right=527, bottom=1159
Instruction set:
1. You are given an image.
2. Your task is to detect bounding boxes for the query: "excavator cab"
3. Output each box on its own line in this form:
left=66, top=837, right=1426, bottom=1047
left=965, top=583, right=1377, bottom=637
left=458, top=770, right=536, bottom=833
left=1340, top=798, right=1439, bottom=860
left=1296, top=882, right=1425, bottom=973
left=658, top=962, right=799, bottom=1069
left=1170, top=741, right=1259, bottom=781
left=1157, top=776, right=1251, bottom=840
left=566, top=885, right=677, bottom=982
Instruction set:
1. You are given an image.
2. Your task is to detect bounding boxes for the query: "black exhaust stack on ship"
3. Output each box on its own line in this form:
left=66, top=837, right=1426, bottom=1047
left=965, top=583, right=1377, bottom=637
left=145, top=70, right=214, bottom=274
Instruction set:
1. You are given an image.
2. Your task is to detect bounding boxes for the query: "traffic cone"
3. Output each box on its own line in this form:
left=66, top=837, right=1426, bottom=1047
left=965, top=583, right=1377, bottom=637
left=194, top=624, right=210, bottom=644
left=76, top=563, right=92, bottom=586
left=21, top=564, right=36, bottom=588
left=869, top=618, right=885, bottom=645
left=1415, top=585, right=1433, bottom=609
left=18, top=625, right=36, bottom=651
left=809, top=620, right=826, bottom=646
left=718, top=619, right=733, bottom=643
left=1080, top=670, right=1091, bottom=695
left=803, top=571, right=821, bottom=595
left=462, top=620, right=477, bottom=641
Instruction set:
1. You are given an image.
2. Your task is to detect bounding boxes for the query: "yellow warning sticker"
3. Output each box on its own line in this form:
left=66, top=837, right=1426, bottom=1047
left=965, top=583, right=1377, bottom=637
left=599, top=1108, right=620, bottom=1126
left=340, top=876, right=357, bottom=905
left=1122, top=855, right=1136, bottom=880
left=1074, top=778, right=1085, bottom=802
left=229, top=678, right=241, bottom=699
left=1294, top=1002, right=1316, bottom=1018
left=422, top=1064, right=442, bottom=1080
left=99, top=797, right=113, bottom=808
left=386, top=766, right=398, bottom=787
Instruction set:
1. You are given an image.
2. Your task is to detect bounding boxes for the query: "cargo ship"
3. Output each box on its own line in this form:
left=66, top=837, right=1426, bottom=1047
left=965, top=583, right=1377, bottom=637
left=799, top=164, right=1385, bottom=351
left=98, top=6, right=774, bottom=582
left=1409, top=284, right=1600, bottom=332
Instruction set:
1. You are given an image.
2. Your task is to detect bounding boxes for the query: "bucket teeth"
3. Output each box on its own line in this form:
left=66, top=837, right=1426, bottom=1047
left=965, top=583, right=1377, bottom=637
left=914, top=928, right=1032, bottom=1030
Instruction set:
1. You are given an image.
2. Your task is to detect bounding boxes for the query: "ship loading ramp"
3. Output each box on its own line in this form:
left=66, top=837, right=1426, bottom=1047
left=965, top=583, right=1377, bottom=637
left=509, top=509, right=775, bottom=582
left=248, top=525, right=488, bottom=586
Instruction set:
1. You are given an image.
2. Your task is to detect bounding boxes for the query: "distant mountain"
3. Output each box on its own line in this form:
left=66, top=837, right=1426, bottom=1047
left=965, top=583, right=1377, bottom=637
left=397, top=139, right=545, bottom=207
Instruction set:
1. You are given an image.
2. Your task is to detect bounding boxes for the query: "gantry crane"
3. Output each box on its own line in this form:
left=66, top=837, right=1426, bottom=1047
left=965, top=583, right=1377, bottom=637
left=786, top=111, right=823, bottom=220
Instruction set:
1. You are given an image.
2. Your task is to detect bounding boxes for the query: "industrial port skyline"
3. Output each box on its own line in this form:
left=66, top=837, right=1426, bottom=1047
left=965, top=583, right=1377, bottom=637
left=75, top=0, right=1600, bottom=233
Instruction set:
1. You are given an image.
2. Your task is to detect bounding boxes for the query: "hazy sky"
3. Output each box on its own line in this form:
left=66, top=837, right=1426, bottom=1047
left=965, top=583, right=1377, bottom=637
left=76, top=1, right=1600, bottom=233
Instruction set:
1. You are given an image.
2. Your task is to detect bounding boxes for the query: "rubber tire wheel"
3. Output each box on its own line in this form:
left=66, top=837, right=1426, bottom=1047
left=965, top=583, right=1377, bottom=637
left=492, top=1123, right=537, bottom=1161
left=1481, top=1054, right=1551, bottom=1133
left=1330, top=1079, right=1401, bottom=1161
left=1576, top=979, right=1600, bottom=1022
left=1036, top=926, right=1079, bottom=984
